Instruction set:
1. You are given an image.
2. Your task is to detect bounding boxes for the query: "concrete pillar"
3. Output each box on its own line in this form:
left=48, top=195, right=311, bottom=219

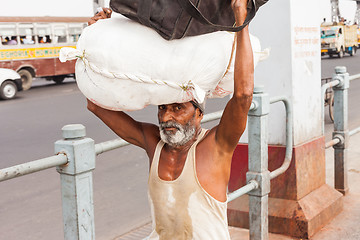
left=227, top=0, right=343, bottom=238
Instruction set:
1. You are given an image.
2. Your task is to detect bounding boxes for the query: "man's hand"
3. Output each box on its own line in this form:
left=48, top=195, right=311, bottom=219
left=88, top=7, right=112, bottom=26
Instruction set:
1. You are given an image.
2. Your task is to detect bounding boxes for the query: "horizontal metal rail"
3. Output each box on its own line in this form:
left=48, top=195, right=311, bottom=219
left=349, top=73, right=360, bottom=81
left=95, top=139, right=130, bottom=155
left=0, top=154, right=68, bottom=182
left=227, top=180, right=259, bottom=202
left=325, top=126, right=360, bottom=149
left=349, top=126, right=360, bottom=136
left=325, top=137, right=341, bottom=149
left=269, top=96, right=293, bottom=180
left=201, top=110, right=223, bottom=123
left=322, top=79, right=341, bottom=96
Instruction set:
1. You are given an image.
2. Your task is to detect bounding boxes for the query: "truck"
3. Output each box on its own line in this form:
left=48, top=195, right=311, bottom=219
left=321, top=22, right=358, bottom=58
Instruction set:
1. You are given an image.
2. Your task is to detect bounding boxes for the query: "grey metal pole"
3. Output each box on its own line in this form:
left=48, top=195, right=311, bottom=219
left=331, top=0, right=340, bottom=22
left=355, top=2, right=360, bottom=25
left=55, top=124, right=96, bottom=240
left=332, top=66, right=349, bottom=195
left=246, top=86, right=270, bottom=240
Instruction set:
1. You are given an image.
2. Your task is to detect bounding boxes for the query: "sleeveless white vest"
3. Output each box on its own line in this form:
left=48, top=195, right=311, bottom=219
left=147, top=129, right=230, bottom=240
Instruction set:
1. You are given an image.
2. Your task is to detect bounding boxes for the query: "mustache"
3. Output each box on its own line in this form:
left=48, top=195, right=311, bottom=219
left=159, top=121, right=182, bottom=131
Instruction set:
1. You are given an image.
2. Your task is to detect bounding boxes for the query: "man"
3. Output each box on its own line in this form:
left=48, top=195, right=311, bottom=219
left=88, top=0, right=253, bottom=238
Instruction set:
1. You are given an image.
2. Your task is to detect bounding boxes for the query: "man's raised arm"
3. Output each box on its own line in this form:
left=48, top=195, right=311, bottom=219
left=87, top=100, right=159, bottom=156
left=215, top=0, right=254, bottom=154
left=85, top=8, right=159, bottom=156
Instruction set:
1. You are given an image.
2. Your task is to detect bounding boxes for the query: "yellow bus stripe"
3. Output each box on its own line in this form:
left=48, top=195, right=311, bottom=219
left=0, top=46, right=76, bottom=61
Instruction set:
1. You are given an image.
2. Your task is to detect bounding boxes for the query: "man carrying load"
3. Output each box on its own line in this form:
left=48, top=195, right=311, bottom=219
left=87, top=0, right=254, bottom=238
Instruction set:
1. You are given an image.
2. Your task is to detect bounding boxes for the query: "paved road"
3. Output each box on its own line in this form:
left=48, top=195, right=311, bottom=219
left=0, top=53, right=360, bottom=240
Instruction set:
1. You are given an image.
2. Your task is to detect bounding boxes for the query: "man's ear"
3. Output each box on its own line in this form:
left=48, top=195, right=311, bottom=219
left=196, top=108, right=204, bottom=122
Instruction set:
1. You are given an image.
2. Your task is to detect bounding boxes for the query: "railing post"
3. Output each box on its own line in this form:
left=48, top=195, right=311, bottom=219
left=55, top=124, right=96, bottom=240
left=246, top=86, right=270, bottom=240
left=332, top=66, right=349, bottom=195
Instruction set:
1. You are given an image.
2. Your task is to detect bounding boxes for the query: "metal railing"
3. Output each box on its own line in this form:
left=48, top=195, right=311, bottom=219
left=0, top=88, right=293, bottom=240
left=322, top=66, right=360, bottom=195
left=227, top=93, right=293, bottom=201
left=226, top=86, right=293, bottom=240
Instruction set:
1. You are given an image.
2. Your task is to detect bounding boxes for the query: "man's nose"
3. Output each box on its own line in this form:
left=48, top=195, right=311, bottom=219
left=160, top=109, right=175, bottom=123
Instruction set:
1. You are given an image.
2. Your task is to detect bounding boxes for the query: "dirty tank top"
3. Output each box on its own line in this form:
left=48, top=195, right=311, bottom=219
left=146, top=129, right=230, bottom=240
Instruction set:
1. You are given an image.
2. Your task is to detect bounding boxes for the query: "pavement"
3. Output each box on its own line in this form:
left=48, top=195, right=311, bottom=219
left=115, top=131, right=360, bottom=240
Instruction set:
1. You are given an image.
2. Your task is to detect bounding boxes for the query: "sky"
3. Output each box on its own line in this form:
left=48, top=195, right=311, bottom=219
left=0, top=0, right=357, bottom=24
left=0, top=0, right=96, bottom=17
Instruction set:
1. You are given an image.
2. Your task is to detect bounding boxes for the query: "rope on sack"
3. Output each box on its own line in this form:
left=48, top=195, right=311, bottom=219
left=59, top=47, right=207, bottom=103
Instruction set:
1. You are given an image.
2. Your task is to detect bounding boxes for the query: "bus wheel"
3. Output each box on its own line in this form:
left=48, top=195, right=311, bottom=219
left=0, top=81, right=18, bottom=100
left=18, top=69, right=33, bottom=91
left=53, top=76, right=65, bottom=84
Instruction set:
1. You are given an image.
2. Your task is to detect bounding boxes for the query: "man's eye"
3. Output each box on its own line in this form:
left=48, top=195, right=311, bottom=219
left=158, top=105, right=165, bottom=110
left=175, top=106, right=181, bottom=110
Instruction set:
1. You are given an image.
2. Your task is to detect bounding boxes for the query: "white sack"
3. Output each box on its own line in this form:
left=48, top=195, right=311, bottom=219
left=60, top=15, right=268, bottom=111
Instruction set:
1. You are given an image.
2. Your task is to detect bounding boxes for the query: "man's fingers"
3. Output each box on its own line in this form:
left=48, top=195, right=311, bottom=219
left=102, top=7, right=112, bottom=17
left=88, top=19, right=96, bottom=26
left=99, top=10, right=107, bottom=19
left=88, top=7, right=112, bottom=26
left=88, top=16, right=103, bottom=26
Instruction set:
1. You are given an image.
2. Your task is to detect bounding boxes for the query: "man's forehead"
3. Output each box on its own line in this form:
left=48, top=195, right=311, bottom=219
left=159, top=102, right=192, bottom=107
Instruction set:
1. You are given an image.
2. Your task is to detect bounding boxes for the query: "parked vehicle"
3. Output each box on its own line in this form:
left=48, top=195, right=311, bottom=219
left=0, top=17, right=88, bottom=90
left=0, top=68, right=22, bottom=100
left=321, top=22, right=358, bottom=58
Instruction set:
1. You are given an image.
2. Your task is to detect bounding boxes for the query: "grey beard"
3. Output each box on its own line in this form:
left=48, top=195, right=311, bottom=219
left=159, top=121, right=196, bottom=147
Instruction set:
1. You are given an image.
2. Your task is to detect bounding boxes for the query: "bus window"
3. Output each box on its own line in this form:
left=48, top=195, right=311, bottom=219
left=54, top=26, right=67, bottom=43
left=0, top=24, right=17, bottom=45
left=36, top=24, right=52, bottom=44
left=68, top=25, right=82, bottom=43
left=19, top=23, right=35, bottom=45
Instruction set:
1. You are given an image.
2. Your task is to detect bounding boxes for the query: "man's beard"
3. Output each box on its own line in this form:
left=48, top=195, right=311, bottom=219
left=159, top=120, right=196, bottom=147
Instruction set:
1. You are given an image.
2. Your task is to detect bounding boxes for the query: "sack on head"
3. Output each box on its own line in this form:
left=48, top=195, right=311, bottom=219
left=60, top=16, right=268, bottom=111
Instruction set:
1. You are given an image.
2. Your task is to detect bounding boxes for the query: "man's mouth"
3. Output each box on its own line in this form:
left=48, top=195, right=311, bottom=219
left=160, top=122, right=180, bottom=132
left=163, top=126, right=179, bottom=132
